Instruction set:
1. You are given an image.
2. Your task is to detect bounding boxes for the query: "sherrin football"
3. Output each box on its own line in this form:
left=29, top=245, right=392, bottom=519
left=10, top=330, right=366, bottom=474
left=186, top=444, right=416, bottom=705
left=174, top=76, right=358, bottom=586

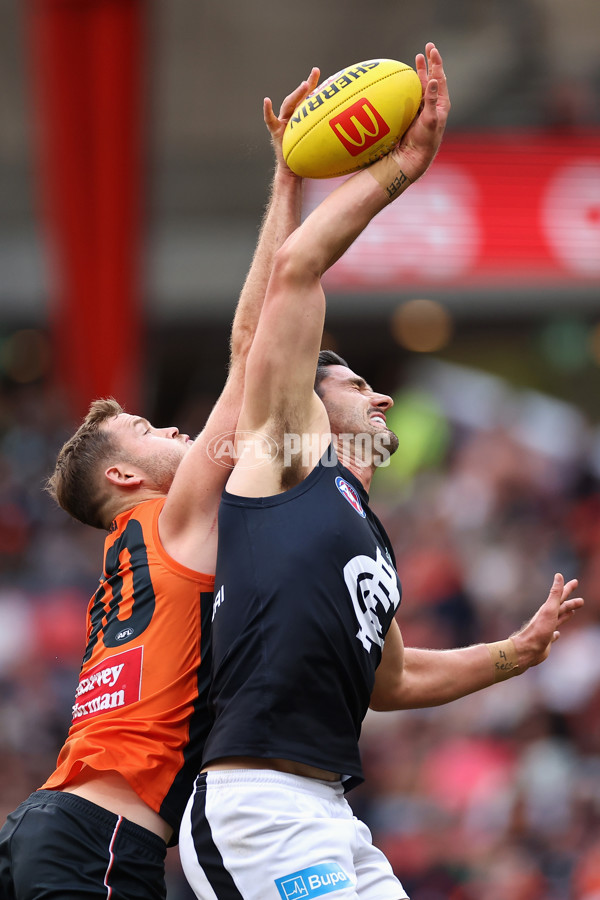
left=282, top=59, right=422, bottom=179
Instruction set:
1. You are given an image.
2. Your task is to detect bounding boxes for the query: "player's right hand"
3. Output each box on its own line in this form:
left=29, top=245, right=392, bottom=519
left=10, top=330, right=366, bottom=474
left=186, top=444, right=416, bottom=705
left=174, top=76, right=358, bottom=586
left=390, top=42, right=450, bottom=184
left=264, top=68, right=321, bottom=170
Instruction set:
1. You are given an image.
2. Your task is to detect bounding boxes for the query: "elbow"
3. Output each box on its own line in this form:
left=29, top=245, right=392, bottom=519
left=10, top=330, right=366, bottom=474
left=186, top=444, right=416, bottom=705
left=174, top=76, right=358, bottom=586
left=270, top=232, right=322, bottom=288
left=369, top=683, right=405, bottom=713
left=369, top=697, right=407, bottom=713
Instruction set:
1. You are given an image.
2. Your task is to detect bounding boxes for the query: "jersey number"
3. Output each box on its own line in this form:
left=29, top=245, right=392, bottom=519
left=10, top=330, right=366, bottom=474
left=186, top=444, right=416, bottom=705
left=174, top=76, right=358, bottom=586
left=83, top=520, right=156, bottom=662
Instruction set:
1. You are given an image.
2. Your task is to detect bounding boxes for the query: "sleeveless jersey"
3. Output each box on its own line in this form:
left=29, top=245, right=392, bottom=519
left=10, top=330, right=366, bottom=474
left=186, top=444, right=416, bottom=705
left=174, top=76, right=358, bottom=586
left=42, top=498, right=214, bottom=836
left=204, top=452, right=402, bottom=790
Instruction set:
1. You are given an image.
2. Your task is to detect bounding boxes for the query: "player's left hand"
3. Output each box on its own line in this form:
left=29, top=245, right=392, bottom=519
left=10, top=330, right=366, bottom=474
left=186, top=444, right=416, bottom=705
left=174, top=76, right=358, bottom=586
left=511, top=573, right=584, bottom=671
left=264, top=67, right=321, bottom=170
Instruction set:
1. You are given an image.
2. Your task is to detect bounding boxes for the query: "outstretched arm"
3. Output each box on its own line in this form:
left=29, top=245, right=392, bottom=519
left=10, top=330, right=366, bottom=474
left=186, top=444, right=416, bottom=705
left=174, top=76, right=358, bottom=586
left=234, top=44, right=450, bottom=445
left=227, top=69, right=321, bottom=372
left=159, top=70, right=320, bottom=570
left=370, top=573, right=584, bottom=711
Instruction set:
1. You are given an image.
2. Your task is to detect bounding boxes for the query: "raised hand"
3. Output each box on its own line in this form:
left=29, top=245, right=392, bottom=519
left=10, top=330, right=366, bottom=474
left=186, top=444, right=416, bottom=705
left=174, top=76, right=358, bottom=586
left=390, top=42, right=450, bottom=184
left=511, top=573, right=584, bottom=671
left=264, top=68, right=321, bottom=168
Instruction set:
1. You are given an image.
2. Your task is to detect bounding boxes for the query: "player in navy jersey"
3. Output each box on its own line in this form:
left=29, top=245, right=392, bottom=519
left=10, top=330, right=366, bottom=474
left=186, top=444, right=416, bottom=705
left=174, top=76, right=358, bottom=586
left=180, top=42, right=584, bottom=900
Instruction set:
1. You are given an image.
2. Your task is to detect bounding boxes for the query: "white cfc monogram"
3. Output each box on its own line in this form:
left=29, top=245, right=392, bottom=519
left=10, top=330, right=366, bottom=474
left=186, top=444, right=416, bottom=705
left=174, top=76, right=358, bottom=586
left=343, top=546, right=400, bottom=652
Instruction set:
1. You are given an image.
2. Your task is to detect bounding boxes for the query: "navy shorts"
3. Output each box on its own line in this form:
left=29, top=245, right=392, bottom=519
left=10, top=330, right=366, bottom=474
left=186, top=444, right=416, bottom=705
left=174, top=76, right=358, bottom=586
left=0, top=790, right=167, bottom=900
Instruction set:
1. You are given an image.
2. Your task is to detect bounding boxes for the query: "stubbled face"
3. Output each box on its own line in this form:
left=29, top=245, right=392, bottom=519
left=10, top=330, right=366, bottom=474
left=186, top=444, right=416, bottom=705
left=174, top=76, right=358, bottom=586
left=318, top=365, right=399, bottom=460
left=102, top=413, right=193, bottom=492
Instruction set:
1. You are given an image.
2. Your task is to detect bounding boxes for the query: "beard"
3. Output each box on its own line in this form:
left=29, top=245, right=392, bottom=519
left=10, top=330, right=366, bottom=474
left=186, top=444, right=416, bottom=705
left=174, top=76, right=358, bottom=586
left=361, top=427, right=399, bottom=468
left=133, top=444, right=186, bottom=493
left=334, top=427, right=399, bottom=469
left=374, top=427, right=399, bottom=464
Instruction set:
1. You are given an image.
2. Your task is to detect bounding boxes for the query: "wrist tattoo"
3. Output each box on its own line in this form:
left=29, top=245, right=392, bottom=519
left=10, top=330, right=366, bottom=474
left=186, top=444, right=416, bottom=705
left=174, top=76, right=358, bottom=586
left=385, top=171, right=409, bottom=199
left=368, top=154, right=412, bottom=200
left=486, top=638, right=520, bottom=682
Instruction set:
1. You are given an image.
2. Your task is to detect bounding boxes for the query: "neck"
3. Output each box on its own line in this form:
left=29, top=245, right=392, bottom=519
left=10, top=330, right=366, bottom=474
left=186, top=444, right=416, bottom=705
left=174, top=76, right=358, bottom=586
left=104, top=490, right=162, bottom=529
left=331, top=436, right=374, bottom=492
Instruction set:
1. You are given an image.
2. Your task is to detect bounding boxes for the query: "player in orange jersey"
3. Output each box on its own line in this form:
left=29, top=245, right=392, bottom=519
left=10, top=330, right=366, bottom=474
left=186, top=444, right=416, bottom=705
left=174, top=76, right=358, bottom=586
left=0, top=68, right=320, bottom=900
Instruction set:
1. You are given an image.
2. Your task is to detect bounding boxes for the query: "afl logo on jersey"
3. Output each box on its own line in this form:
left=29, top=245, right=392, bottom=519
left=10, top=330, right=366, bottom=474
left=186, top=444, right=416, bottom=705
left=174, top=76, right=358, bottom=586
left=335, top=476, right=366, bottom=518
left=115, top=627, right=135, bottom=641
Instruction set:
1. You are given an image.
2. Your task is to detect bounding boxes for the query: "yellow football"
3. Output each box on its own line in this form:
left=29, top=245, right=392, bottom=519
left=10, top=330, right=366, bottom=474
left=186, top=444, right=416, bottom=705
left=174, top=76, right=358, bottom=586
left=282, top=59, right=422, bottom=179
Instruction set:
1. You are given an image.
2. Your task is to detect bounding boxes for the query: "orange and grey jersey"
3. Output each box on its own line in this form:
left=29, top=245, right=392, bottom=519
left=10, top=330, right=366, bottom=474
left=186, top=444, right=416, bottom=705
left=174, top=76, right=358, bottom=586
left=42, top=498, right=214, bottom=836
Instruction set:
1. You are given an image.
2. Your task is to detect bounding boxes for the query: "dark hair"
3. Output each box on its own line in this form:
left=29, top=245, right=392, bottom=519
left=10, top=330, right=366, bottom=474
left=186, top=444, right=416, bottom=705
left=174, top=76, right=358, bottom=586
left=314, top=350, right=349, bottom=396
left=46, top=398, right=124, bottom=530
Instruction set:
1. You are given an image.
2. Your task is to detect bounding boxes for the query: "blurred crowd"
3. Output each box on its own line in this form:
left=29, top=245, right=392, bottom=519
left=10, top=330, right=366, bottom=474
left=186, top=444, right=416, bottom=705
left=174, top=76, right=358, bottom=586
left=1, top=362, right=600, bottom=899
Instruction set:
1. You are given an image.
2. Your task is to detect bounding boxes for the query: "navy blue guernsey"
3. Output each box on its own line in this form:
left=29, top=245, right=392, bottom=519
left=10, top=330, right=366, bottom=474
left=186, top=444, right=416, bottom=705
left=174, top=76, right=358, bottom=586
left=203, top=448, right=402, bottom=790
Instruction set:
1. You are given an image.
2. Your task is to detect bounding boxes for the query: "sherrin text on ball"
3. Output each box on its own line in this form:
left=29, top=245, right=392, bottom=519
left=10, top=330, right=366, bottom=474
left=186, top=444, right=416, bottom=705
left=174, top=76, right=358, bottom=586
left=282, top=58, right=422, bottom=179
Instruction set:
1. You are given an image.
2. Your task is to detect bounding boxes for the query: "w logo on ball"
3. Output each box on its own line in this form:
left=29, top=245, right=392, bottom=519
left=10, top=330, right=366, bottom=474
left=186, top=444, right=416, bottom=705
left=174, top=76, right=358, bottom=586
left=329, top=98, right=390, bottom=156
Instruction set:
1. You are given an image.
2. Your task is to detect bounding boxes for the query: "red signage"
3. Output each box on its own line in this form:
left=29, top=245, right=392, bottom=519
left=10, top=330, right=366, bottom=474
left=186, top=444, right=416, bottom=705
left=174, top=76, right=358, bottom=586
left=72, top=646, right=143, bottom=721
left=303, top=131, right=600, bottom=289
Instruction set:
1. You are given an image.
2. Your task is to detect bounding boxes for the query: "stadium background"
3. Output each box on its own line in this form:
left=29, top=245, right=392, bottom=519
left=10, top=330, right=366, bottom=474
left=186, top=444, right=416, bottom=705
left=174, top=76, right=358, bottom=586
left=1, top=0, right=600, bottom=896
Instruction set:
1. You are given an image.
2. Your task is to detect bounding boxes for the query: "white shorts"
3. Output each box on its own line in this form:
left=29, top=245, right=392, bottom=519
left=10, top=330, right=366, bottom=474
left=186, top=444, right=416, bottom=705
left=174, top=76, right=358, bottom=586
left=179, top=769, right=408, bottom=900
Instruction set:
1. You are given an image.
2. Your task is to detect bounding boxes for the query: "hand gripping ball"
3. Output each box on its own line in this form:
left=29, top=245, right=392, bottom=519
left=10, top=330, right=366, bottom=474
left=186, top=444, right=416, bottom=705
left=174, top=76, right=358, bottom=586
left=282, top=59, right=422, bottom=179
